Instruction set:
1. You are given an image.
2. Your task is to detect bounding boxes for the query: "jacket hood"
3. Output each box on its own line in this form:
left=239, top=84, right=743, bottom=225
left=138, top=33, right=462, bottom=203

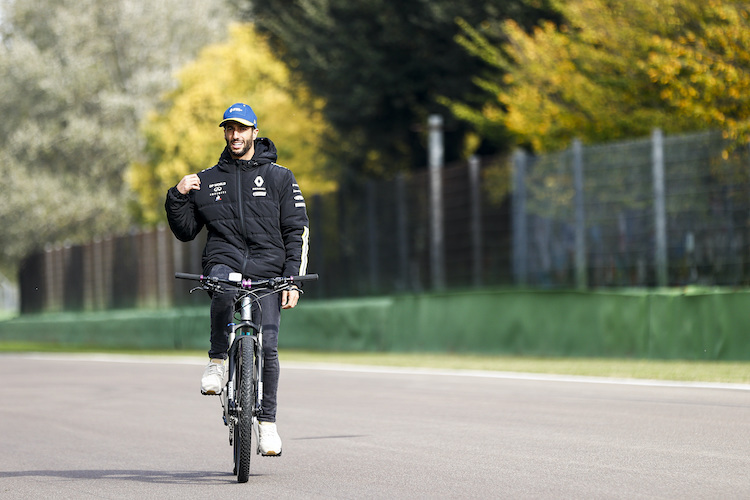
left=218, top=137, right=278, bottom=170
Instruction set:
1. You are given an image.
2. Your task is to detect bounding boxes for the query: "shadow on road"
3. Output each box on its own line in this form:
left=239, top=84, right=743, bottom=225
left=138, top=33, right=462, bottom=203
left=0, top=469, right=252, bottom=484
left=292, top=434, right=367, bottom=441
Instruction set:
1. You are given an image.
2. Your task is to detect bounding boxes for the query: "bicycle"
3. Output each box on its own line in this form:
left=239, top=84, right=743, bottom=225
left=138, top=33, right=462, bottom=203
left=175, top=271, right=318, bottom=482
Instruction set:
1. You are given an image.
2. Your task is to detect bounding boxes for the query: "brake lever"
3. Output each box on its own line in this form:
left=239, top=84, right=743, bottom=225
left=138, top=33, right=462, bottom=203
left=282, top=283, right=304, bottom=295
left=269, top=277, right=287, bottom=289
left=200, top=278, right=226, bottom=294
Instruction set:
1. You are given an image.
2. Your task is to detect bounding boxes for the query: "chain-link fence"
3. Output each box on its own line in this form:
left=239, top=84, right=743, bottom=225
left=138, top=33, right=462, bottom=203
left=514, top=129, right=750, bottom=288
left=19, top=128, right=750, bottom=313
left=304, top=159, right=514, bottom=299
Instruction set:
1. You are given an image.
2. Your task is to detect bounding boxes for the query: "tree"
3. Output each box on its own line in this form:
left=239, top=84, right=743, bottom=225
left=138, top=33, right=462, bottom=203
left=0, top=0, right=230, bottom=275
left=233, top=0, right=557, bottom=176
left=128, top=23, right=336, bottom=224
left=447, top=0, right=750, bottom=153
left=645, top=1, right=750, bottom=149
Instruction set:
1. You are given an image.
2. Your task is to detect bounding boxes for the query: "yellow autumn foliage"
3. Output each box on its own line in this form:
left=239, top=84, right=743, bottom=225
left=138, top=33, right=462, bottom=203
left=451, top=0, right=750, bottom=153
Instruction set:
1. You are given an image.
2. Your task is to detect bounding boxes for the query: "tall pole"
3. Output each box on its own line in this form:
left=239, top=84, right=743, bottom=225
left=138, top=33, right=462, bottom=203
left=395, top=173, right=409, bottom=291
left=652, top=128, right=668, bottom=287
left=572, top=139, right=587, bottom=289
left=469, top=155, right=483, bottom=287
left=512, top=150, right=528, bottom=286
left=428, top=114, right=445, bottom=290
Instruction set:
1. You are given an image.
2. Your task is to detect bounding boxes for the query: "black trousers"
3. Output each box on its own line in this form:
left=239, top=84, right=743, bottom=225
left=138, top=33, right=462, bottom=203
left=208, top=264, right=281, bottom=422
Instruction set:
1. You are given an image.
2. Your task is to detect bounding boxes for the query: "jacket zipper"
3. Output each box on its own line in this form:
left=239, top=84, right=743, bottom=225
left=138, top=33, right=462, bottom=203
left=236, top=163, right=250, bottom=276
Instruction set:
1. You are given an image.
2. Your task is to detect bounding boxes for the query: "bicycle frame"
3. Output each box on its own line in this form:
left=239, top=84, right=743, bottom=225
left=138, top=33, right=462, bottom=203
left=223, top=292, right=263, bottom=453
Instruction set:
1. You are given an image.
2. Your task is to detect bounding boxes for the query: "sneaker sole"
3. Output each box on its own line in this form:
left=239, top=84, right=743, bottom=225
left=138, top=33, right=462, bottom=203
left=261, top=450, right=282, bottom=457
left=200, top=389, right=222, bottom=395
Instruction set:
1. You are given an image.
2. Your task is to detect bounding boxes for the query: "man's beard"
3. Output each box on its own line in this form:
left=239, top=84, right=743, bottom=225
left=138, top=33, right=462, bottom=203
left=227, top=138, right=252, bottom=158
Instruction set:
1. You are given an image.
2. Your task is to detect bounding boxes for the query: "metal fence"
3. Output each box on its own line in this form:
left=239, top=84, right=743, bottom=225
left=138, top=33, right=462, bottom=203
left=306, top=159, right=513, bottom=298
left=18, top=128, right=750, bottom=313
left=19, top=228, right=208, bottom=313
left=514, top=129, right=750, bottom=289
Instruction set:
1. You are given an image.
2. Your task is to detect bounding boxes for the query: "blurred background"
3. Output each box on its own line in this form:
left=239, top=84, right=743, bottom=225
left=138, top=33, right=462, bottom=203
left=2, top=0, right=750, bottom=316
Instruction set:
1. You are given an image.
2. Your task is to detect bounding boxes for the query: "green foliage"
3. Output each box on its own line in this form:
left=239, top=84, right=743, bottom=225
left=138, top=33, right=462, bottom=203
left=0, top=0, right=229, bottom=272
left=128, top=24, right=337, bottom=224
left=237, top=0, right=558, bottom=176
left=448, top=0, right=750, bottom=153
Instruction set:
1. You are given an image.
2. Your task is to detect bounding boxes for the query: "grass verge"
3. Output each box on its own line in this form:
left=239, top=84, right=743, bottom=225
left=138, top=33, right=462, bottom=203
left=282, top=351, right=750, bottom=385
left=2, top=342, right=749, bottom=385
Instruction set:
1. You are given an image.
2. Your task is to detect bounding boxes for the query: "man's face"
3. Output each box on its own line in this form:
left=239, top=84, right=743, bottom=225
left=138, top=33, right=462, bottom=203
left=224, top=121, right=258, bottom=160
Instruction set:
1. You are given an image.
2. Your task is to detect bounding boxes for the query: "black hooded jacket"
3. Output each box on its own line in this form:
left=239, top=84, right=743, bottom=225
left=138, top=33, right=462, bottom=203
left=165, top=137, right=309, bottom=279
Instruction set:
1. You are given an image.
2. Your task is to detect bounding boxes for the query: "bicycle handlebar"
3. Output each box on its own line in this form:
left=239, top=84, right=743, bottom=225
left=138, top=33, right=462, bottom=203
left=175, top=272, right=203, bottom=281
left=175, top=272, right=318, bottom=291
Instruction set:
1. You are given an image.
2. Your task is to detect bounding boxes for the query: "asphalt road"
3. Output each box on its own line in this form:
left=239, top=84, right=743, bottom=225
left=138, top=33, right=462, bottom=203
left=1, top=354, right=750, bottom=499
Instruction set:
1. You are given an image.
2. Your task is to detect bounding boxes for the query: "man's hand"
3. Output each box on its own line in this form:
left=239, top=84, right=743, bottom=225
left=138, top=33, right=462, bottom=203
left=282, top=288, right=300, bottom=309
left=176, top=174, right=201, bottom=195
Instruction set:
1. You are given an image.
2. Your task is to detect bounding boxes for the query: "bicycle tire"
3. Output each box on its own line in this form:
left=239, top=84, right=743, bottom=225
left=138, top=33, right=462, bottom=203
left=235, top=336, right=255, bottom=483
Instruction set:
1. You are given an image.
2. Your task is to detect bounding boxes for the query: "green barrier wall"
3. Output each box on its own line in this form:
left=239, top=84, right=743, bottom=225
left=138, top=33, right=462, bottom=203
left=1, top=288, right=749, bottom=360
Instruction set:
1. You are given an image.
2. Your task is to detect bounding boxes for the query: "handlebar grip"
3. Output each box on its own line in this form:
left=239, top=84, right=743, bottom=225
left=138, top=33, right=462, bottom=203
left=290, top=274, right=319, bottom=282
left=175, top=272, right=203, bottom=281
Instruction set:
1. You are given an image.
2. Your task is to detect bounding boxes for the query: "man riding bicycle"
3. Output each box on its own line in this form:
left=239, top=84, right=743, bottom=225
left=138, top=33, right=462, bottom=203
left=165, top=102, right=310, bottom=456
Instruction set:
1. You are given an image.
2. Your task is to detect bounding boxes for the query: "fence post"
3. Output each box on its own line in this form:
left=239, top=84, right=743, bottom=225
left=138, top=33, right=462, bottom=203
left=652, top=128, right=668, bottom=287
left=395, top=173, right=409, bottom=291
left=44, top=245, right=62, bottom=312
left=572, top=139, right=587, bottom=289
left=310, top=194, right=324, bottom=298
left=171, top=228, right=184, bottom=305
left=512, top=149, right=528, bottom=285
left=366, top=180, right=379, bottom=293
left=0, top=273, right=18, bottom=313
left=92, top=238, right=103, bottom=310
left=428, top=114, right=445, bottom=290
left=82, top=242, right=93, bottom=311
left=469, top=155, right=483, bottom=287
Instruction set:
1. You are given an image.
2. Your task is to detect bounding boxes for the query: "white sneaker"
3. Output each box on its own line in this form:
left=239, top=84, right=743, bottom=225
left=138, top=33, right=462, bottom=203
left=258, top=422, right=282, bottom=456
left=200, top=359, right=225, bottom=395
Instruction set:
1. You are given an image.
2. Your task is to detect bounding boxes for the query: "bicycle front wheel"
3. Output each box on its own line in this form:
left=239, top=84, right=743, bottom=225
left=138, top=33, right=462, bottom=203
left=235, top=336, right=255, bottom=483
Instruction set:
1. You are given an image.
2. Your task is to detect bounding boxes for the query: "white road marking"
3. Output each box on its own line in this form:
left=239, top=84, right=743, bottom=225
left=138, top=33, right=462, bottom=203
left=5, top=352, right=750, bottom=391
